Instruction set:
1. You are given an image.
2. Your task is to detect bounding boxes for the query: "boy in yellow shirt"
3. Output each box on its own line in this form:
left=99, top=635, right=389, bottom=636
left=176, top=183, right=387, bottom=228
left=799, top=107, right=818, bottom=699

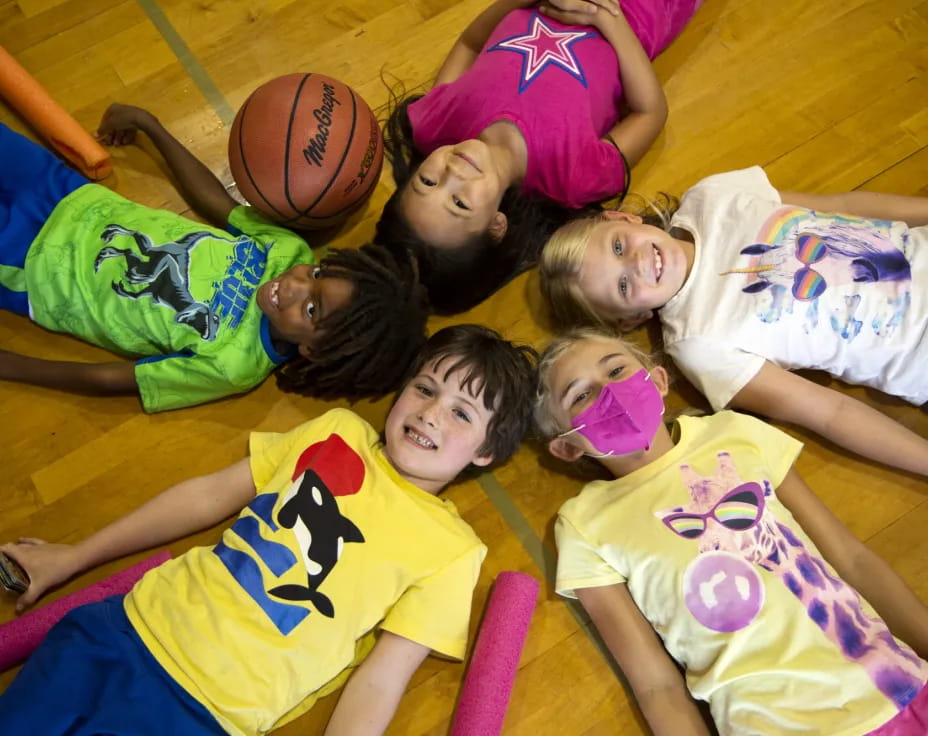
left=0, top=324, right=536, bottom=735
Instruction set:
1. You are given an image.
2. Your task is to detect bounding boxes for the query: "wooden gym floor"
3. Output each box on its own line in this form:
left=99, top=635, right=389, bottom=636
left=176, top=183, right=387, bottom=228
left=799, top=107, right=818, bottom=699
left=1, top=0, right=927, bottom=733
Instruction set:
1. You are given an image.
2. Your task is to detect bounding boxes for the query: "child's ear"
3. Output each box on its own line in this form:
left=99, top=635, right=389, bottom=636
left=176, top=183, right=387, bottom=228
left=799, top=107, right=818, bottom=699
left=488, top=212, right=508, bottom=242
left=615, top=310, right=653, bottom=332
left=471, top=452, right=495, bottom=468
left=650, top=365, right=670, bottom=397
left=602, top=210, right=643, bottom=225
left=297, top=343, right=313, bottom=359
left=547, top=436, right=585, bottom=463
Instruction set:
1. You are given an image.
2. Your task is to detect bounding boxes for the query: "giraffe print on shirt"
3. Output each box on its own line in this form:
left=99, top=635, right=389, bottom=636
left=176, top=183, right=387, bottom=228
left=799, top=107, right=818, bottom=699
left=655, top=451, right=928, bottom=710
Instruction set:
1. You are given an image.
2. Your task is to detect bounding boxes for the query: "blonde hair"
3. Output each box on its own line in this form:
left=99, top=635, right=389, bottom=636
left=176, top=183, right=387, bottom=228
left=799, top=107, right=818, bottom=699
left=533, top=327, right=657, bottom=440
left=538, top=193, right=681, bottom=332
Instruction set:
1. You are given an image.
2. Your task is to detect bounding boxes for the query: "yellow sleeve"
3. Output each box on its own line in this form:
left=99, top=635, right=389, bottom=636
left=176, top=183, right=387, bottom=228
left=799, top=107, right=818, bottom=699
left=380, top=543, right=486, bottom=661
left=248, top=410, right=356, bottom=490
left=554, top=511, right=626, bottom=600
left=733, top=411, right=804, bottom=485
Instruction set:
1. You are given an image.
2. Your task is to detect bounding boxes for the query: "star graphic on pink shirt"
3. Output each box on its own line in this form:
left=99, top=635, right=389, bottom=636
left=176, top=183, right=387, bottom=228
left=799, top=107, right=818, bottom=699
left=488, top=13, right=595, bottom=93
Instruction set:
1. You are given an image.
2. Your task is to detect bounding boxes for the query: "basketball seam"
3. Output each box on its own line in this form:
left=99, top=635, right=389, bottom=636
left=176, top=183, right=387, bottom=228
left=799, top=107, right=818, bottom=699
left=283, top=73, right=313, bottom=215
left=287, top=83, right=358, bottom=221
left=236, top=94, right=292, bottom=220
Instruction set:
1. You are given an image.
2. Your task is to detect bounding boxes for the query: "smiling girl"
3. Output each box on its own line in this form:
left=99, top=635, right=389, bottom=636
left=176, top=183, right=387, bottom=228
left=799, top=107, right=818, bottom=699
left=376, top=0, right=702, bottom=312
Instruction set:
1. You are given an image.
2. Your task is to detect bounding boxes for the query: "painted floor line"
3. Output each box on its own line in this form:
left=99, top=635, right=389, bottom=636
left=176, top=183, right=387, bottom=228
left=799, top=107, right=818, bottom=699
left=478, top=471, right=628, bottom=683
left=135, top=0, right=235, bottom=126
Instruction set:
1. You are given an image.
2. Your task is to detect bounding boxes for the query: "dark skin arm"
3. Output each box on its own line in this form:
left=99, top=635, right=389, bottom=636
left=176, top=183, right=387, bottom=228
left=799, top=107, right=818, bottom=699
left=0, top=349, right=138, bottom=396
left=96, top=103, right=238, bottom=227
left=0, top=105, right=239, bottom=398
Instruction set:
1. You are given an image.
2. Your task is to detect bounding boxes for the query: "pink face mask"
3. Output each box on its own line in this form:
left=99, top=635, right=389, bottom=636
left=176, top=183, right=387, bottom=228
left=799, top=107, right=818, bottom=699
left=559, top=370, right=664, bottom=457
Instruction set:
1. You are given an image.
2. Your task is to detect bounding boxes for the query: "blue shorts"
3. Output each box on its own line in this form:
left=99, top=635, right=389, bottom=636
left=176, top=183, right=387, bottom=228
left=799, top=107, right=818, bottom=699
left=0, top=122, right=88, bottom=314
left=0, top=595, right=224, bottom=735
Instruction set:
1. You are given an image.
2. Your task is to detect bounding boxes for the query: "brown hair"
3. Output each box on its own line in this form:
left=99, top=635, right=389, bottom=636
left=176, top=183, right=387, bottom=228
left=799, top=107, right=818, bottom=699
left=404, top=324, right=538, bottom=466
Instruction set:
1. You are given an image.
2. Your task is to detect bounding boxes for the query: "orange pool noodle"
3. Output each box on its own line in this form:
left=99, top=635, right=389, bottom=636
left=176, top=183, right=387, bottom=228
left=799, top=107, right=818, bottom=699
left=0, top=46, right=110, bottom=180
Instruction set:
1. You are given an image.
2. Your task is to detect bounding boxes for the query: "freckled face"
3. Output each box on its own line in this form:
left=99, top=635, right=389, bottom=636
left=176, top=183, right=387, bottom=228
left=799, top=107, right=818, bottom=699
left=384, top=359, right=495, bottom=494
left=577, top=215, right=694, bottom=322
left=256, top=265, right=354, bottom=352
left=399, top=140, right=506, bottom=249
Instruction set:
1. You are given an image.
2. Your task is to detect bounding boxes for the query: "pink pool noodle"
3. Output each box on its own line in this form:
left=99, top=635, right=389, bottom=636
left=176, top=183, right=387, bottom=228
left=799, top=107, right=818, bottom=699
left=451, top=571, right=540, bottom=736
left=0, top=550, right=171, bottom=670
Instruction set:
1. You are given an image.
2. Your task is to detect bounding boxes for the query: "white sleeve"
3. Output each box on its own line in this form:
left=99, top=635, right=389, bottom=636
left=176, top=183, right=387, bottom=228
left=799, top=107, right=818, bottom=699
left=667, top=336, right=766, bottom=411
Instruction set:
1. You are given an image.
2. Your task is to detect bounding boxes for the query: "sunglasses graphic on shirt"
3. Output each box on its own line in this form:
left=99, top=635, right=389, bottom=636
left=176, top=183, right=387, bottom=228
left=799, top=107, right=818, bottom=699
left=721, top=233, right=828, bottom=301
left=661, top=481, right=765, bottom=539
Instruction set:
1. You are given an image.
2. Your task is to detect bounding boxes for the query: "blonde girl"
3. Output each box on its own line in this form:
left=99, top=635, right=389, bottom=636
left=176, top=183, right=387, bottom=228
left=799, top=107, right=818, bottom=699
left=538, top=169, right=928, bottom=477
left=535, top=327, right=928, bottom=735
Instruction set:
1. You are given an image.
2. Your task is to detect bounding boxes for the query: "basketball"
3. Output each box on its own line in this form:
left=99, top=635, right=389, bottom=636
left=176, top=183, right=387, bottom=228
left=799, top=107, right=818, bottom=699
left=228, top=73, right=383, bottom=230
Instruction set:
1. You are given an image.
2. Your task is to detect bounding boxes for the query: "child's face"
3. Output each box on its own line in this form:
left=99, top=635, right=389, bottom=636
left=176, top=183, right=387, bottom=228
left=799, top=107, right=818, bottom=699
left=577, top=212, right=695, bottom=327
left=399, top=140, right=507, bottom=249
left=546, top=336, right=649, bottom=429
left=256, top=265, right=354, bottom=356
left=544, top=336, right=667, bottom=462
left=383, top=357, right=496, bottom=494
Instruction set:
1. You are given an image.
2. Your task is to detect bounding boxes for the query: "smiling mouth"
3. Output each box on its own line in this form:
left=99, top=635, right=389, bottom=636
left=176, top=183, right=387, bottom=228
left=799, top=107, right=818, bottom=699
left=653, top=245, right=664, bottom=281
left=405, top=427, right=437, bottom=450
left=455, top=152, right=481, bottom=173
left=268, top=280, right=281, bottom=309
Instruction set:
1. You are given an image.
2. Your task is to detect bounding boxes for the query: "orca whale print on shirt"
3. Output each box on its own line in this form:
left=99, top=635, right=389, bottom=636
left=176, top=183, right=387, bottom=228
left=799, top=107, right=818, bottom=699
left=213, top=433, right=367, bottom=634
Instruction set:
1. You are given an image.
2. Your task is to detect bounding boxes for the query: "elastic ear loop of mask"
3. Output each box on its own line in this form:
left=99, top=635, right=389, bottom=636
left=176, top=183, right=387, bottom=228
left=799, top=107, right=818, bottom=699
left=556, top=374, right=664, bottom=459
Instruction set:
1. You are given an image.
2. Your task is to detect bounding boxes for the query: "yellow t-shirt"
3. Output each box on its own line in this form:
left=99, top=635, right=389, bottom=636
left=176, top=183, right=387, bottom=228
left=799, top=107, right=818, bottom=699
left=556, top=411, right=928, bottom=735
left=125, top=408, right=486, bottom=735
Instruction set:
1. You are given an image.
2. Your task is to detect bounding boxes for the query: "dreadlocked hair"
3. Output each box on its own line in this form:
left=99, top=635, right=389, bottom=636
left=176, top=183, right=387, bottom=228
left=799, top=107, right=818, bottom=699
left=275, top=243, right=430, bottom=400
left=378, top=85, right=596, bottom=314
left=403, top=324, right=538, bottom=467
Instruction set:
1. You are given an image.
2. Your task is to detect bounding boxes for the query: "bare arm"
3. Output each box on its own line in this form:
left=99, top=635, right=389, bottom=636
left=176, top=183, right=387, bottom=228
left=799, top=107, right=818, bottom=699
left=0, top=457, right=256, bottom=610
left=97, top=103, right=238, bottom=227
left=540, top=1, right=666, bottom=167
left=434, top=0, right=537, bottom=86
left=778, top=189, right=928, bottom=226
left=776, top=467, right=928, bottom=658
left=576, top=584, right=711, bottom=735
left=324, top=631, right=430, bottom=735
left=731, top=361, right=928, bottom=476
left=0, top=348, right=138, bottom=396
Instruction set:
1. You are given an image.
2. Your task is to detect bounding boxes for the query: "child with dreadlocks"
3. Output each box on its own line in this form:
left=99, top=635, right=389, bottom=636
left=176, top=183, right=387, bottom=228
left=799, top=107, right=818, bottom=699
left=0, top=105, right=429, bottom=411
left=376, top=0, right=702, bottom=313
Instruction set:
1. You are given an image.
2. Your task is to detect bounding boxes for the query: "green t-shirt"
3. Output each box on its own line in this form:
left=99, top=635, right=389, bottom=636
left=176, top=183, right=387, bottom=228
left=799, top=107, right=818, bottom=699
left=26, top=184, right=314, bottom=411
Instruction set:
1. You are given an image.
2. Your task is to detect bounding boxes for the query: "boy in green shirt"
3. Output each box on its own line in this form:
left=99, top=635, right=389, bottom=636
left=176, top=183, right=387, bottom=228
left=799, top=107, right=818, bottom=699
left=0, top=105, right=428, bottom=411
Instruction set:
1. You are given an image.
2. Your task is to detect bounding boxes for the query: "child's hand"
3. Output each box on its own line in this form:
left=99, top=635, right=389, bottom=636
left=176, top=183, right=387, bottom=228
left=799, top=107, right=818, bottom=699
left=0, top=538, right=82, bottom=612
left=539, top=0, right=622, bottom=25
left=96, top=103, right=157, bottom=146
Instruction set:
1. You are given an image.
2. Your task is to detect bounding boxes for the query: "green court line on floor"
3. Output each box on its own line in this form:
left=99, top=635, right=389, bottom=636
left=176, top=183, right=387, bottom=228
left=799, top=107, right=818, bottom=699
left=478, top=470, right=628, bottom=683
left=135, top=0, right=235, bottom=126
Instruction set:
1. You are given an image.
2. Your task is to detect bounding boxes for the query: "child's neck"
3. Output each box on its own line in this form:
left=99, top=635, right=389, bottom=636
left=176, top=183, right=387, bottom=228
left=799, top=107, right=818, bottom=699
left=672, top=225, right=698, bottom=287
left=478, top=121, right=528, bottom=187
left=599, top=423, right=677, bottom=479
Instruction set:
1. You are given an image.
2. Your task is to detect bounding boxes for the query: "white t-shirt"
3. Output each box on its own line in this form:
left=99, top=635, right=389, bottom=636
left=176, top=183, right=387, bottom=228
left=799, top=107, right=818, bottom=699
left=660, top=167, right=928, bottom=409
